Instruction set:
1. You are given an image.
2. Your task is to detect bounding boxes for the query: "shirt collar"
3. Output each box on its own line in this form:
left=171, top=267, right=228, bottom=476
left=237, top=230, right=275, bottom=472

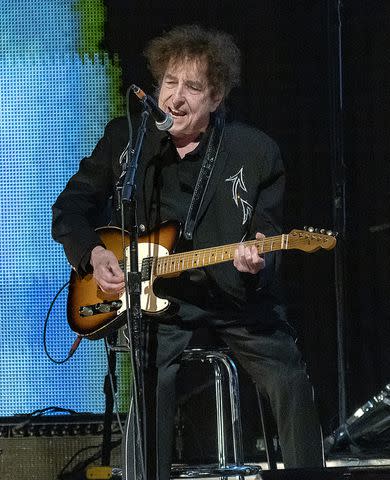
left=160, top=121, right=213, bottom=159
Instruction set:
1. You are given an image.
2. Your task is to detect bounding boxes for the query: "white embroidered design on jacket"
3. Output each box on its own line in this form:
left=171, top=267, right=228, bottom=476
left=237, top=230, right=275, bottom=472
left=225, top=167, right=253, bottom=225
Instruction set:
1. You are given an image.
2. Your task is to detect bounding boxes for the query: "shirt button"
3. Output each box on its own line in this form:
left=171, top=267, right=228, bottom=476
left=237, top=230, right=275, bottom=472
left=139, top=224, right=146, bottom=232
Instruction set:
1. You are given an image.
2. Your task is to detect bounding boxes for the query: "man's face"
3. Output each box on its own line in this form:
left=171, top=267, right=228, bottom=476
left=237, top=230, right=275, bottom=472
left=158, top=57, right=223, bottom=141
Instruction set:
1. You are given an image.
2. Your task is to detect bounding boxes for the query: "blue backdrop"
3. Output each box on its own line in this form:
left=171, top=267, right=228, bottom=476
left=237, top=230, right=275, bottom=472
left=0, top=0, right=126, bottom=416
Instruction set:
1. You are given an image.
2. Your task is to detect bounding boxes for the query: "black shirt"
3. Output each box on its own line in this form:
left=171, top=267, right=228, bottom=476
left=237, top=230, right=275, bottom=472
left=147, top=131, right=209, bottom=232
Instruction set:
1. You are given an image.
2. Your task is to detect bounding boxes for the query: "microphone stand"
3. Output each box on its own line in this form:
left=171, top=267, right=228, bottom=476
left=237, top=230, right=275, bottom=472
left=120, top=106, right=150, bottom=480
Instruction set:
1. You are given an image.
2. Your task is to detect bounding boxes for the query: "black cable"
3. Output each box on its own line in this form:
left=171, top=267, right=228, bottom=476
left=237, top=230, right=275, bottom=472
left=43, top=279, right=82, bottom=364
left=15, top=406, right=79, bottom=417
left=57, top=438, right=122, bottom=479
left=11, top=407, right=94, bottom=436
left=58, top=444, right=102, bottom=479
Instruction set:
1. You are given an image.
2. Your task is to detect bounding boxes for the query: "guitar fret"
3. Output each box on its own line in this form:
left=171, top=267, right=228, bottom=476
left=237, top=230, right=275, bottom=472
left=282, top=234, right=288, bottom=250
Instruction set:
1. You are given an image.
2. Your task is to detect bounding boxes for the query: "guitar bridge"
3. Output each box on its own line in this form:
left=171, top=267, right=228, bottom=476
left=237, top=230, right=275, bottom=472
left=79, top=300, right=123, bottom=317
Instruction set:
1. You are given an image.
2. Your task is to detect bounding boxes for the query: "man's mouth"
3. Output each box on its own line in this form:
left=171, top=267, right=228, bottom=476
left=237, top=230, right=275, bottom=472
left=168, top=107, right=186, bottom=117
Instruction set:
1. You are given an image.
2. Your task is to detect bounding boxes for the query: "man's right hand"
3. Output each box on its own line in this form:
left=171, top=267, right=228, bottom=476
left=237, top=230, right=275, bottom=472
left=90, top=246, right=125, bottom=294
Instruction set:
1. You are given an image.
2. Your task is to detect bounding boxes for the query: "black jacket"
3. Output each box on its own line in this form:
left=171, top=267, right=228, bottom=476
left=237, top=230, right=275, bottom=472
left=52, top=116, right=286, bottom=327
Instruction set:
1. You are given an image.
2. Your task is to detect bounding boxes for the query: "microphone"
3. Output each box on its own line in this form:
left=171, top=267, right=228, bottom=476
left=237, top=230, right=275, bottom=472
left=130, top=84, right=173, bottom=131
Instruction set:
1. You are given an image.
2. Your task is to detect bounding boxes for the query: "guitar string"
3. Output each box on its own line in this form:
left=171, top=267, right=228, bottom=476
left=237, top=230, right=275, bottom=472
left=118, top=233, right=333, bottom=274
left=154, top=234, right=334, bottom=274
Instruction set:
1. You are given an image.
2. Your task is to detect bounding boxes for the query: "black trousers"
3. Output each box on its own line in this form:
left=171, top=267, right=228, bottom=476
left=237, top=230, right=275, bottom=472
left=124, top=304, right=324, bottom=480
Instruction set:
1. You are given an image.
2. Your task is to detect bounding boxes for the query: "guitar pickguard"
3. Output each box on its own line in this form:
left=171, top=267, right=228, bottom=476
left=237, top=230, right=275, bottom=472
left=117, top=242, right=170, bottom=316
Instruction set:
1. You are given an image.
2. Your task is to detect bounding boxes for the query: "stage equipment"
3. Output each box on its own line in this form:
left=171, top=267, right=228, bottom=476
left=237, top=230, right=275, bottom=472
left=325, top=383, right=390, bottom=452
left=0, top=415, right=122, bottom=480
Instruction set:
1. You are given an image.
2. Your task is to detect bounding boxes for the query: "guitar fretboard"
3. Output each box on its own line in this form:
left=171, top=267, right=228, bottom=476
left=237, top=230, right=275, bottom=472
left=154, top=234, right=290, bottom=276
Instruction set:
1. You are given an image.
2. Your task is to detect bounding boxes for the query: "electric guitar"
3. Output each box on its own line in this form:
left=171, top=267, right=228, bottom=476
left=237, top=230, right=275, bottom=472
left=67, top=222, right=337, bottom=339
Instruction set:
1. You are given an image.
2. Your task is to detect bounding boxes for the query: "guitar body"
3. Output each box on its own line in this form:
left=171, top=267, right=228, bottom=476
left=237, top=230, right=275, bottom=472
left=67, top=222, right=180, bottom=339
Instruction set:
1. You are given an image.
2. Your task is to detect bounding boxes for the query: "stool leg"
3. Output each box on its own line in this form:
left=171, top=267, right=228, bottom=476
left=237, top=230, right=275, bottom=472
left=221, top=353, right=244, bottom=465
left=224, top=354, right=245, bottom=480
left=213, top=360, right=227, bottom=468
left=212, top=355, right=245, bottom=480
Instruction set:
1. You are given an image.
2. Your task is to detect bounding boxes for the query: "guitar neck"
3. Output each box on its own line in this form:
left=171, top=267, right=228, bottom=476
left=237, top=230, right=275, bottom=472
left=154, top=234, right=289, bottom=277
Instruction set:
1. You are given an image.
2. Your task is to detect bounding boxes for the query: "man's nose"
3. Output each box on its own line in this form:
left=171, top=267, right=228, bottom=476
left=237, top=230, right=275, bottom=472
left=172, top=84, right=185, bottom=106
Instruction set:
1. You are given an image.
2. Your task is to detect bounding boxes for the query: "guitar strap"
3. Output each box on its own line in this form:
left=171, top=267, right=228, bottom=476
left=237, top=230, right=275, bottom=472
left=183, top=111, right=225, bottom=240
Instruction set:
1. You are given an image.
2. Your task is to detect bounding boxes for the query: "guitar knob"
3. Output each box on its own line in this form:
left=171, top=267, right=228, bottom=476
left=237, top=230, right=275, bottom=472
left=79, top=306, right=94, bottom=317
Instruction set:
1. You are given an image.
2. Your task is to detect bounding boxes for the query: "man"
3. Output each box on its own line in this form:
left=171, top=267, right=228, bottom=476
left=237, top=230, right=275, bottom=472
left=52, top=25, right=324, bottom=479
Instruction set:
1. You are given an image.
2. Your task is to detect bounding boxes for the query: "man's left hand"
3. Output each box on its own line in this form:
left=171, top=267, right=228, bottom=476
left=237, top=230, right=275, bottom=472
left=233, top=232, right=266, bottom=274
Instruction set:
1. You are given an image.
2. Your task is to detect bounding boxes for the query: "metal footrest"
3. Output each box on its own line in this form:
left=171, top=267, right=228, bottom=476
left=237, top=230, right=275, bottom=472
left=85, top=464, right=261, bottom=479
left=171, top=463, right=262, bottom=478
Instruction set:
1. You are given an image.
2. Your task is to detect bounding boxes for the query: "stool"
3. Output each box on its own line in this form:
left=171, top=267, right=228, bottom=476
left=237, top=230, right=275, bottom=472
left=108, top=336, right=272, bottom=478
left=170, top=348, right=261, bottom=479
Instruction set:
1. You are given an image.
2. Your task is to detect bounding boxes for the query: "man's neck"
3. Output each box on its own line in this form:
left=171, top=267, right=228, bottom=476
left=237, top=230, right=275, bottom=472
left=171, top=134, right=202, bottom=158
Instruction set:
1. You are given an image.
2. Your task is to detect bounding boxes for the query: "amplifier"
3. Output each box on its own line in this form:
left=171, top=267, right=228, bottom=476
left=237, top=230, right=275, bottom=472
left=0, top=415, right=122, bottom=480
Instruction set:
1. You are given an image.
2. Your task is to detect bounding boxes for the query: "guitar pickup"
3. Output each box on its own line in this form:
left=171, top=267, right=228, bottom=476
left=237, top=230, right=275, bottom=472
left=79, top=300, right=123, bottom=317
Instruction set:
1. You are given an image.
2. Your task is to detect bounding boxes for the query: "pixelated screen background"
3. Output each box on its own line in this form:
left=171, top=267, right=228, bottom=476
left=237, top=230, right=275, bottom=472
left=0, top=0, right=127, bottom=416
